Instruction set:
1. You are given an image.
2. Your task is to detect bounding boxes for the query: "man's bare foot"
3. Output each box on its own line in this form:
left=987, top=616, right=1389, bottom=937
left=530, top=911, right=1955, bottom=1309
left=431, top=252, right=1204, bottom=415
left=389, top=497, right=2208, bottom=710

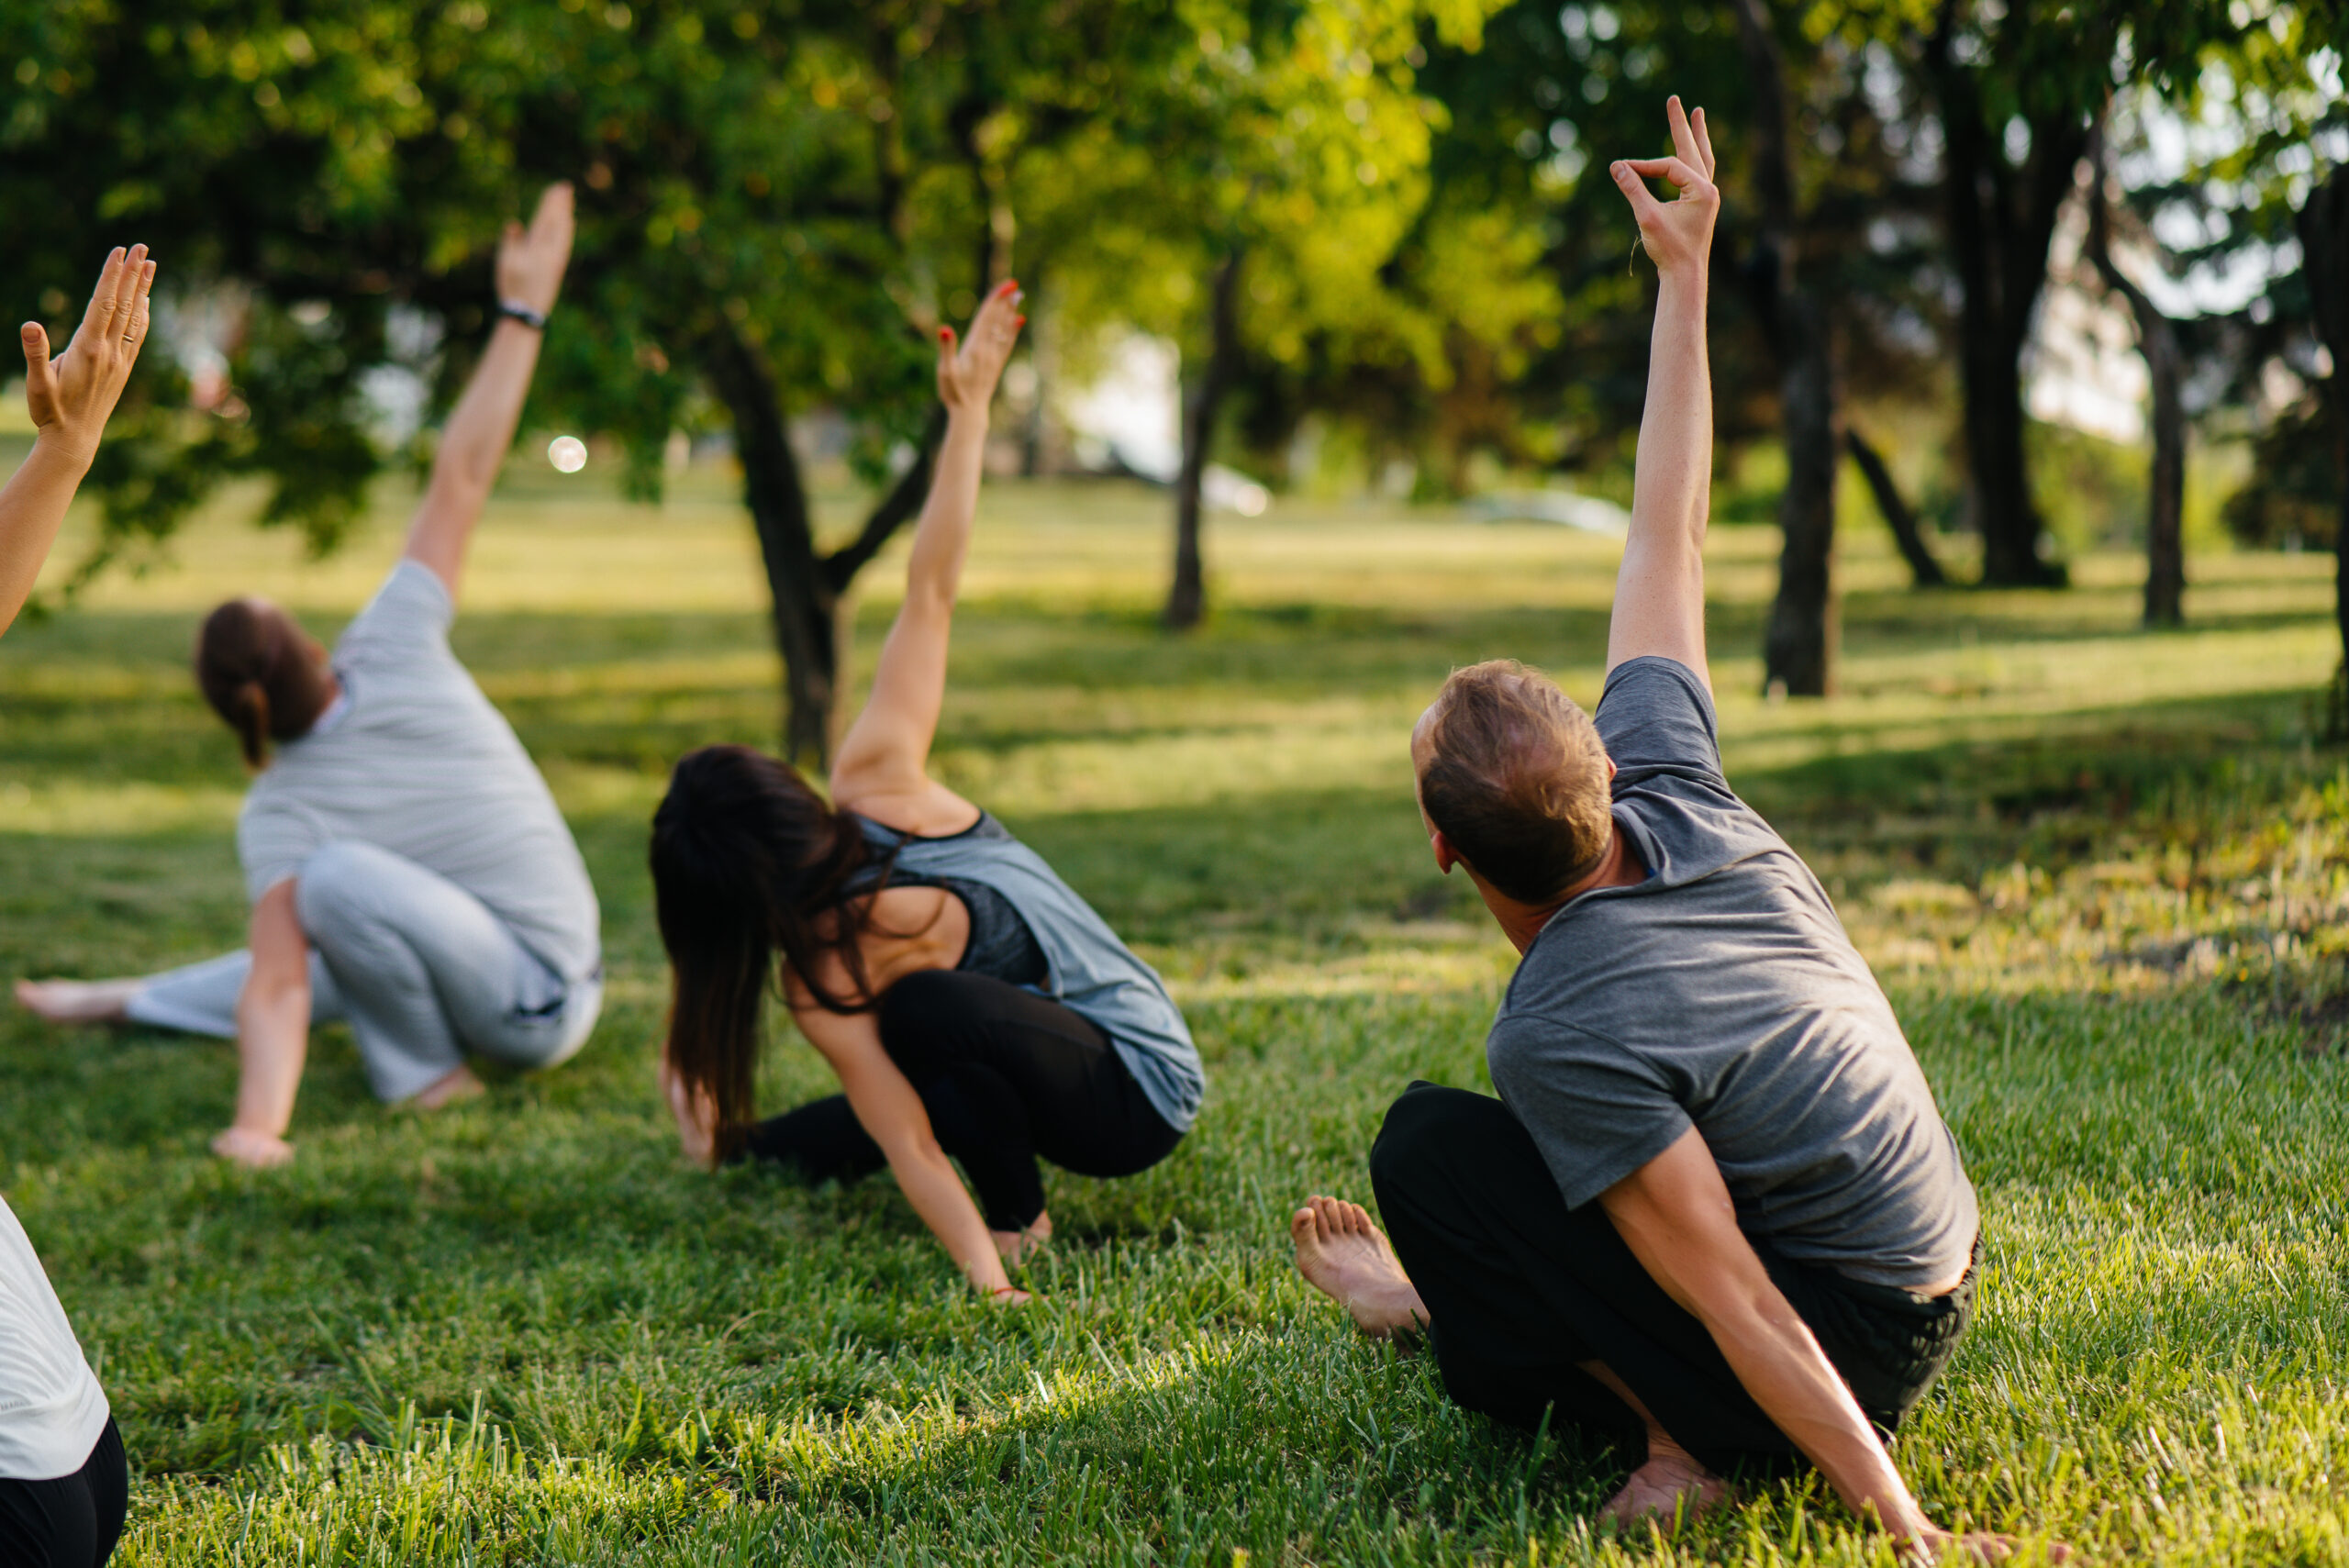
left=408, top=1064, right=485, bottom=1110
left=1598, top=1432, right=1733, bottom=1532
left=1291, top=1195, right=1429, bottom=1339
left=993, top=1209, right=1052, bottom=1265
left=213, top=1126, right=295, bottom=1167
left=15, top=977, right=140, bottom=1025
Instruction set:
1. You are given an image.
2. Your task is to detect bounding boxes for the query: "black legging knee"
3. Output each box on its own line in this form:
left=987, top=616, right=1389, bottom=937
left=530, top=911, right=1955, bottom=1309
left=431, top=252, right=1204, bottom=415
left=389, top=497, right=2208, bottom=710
left=739, top=970, right=1182, bottom=1231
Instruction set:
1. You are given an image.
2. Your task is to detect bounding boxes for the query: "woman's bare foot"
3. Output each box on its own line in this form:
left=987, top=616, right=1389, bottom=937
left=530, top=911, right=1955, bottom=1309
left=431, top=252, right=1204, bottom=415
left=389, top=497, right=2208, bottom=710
left=1291, top=1195, right=1429, bottom=1339
left=408, top=1064, right=485, bottom=1110
left=1598, top=1432, right=1733, bottom=1532
left=15, top=977, right=140, bottom=1024
left=993, top=1209, right=1052, bottom=1265
left=212, top=1125, right=295, bottom=1167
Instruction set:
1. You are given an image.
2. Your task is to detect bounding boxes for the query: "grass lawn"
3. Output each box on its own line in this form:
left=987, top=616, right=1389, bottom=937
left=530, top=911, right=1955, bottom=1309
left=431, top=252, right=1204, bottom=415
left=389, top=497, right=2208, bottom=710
left=2, top=455, right=2345, bottom=1565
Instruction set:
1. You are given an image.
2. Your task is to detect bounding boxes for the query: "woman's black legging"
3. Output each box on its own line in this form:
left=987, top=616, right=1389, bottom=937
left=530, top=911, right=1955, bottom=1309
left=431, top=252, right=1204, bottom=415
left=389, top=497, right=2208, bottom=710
left=739, top=970, right=1184, bottom=1231
left=0, top=1418, right=128, bottom=1568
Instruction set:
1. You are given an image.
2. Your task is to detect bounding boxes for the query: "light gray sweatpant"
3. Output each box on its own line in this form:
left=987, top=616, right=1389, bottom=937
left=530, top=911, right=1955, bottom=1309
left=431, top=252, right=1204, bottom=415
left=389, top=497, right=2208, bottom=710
left=125, top=840, right=600, bottom=1103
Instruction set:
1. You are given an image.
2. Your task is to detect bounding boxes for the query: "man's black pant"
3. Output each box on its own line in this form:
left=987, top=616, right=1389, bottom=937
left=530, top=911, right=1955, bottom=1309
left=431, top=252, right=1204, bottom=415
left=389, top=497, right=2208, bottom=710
left=1369, top=1082, right=1975, bottom=1478
left=0, top=1418, right=128, bottom=1568
left=740, top=970, right=1184, bottom=1231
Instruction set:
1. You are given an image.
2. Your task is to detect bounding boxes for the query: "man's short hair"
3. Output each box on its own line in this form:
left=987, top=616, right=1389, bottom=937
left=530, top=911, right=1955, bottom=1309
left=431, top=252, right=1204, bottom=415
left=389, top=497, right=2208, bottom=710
left=1417, top=660, right=1612, bottom=906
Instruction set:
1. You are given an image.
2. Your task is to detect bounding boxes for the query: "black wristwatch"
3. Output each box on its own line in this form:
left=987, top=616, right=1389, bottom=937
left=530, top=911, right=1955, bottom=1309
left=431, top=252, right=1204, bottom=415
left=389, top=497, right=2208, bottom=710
left=497, top=299, right=549, bottom=330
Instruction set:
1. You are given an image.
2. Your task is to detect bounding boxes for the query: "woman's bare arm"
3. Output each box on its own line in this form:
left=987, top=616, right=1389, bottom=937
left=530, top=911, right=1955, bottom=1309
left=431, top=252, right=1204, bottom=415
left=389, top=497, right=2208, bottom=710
left=0, top=246, right=156, bottom=636
left=213, top=878, right=310, bottom=1168
left=661, top=1053, right=719, bottom=1167
left=829, top=284, right=1025, bottom=809
left=795, top=1002, right=1022, bottom=1298
left=402, top=184, right=573, bottom=602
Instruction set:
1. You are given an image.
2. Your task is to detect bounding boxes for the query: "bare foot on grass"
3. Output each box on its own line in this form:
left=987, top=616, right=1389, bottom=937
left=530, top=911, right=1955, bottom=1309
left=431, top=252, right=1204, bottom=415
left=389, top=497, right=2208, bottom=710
left=994, top=1209, right=1052, bottom=1265
left=1291, top=1195, right=1429, bottom=1339
left=408, top=1064, right=485, bottom=1110
left=1598, top=1432, right=1733, bottom=1533
left=212, top=1126, right=295, bottom=1167
left=16, top=977, right=139, bottom=1025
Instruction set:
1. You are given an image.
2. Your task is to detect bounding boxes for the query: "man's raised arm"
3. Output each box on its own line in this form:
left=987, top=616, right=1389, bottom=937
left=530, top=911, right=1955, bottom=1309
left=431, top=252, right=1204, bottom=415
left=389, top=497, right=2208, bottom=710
left=1604, top=98, right=1720, bottom=694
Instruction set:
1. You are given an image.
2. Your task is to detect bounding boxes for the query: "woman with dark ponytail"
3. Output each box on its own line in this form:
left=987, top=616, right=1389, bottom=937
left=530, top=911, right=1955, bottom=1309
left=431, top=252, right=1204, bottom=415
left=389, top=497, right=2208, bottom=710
left=651, top=284, right=1202, bottom=1303
left=18, top=188, right=603, bottom=1169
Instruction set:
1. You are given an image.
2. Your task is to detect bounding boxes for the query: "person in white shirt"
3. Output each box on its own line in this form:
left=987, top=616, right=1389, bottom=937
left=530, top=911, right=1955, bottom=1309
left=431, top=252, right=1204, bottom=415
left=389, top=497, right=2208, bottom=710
left=1, top=244, right=155, bottom=1568
left=17, top=187, right=601, bottom=1170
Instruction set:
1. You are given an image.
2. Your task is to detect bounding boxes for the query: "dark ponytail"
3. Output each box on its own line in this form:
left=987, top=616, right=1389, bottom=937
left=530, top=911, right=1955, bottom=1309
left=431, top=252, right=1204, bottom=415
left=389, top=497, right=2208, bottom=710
left=650, top=745, right=903, bottom=1157
left=194, top=599, right=332, bottom=769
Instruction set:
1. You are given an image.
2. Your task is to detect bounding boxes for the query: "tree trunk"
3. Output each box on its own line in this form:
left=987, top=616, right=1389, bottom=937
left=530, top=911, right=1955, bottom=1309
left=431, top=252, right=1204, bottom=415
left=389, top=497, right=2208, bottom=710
left=704, top=320, right=841, bottom=765
left=2299, top=167, right=2349, bottom=732
left=2085, top=135, right=2185, bottom=626
left=1736, top=0, right=1838, bottom=696
left=1926, top=5, right=2087, bottom=588
left=1765, top=292, right=1840, bottom=695
left=1166, top=247, right=1244, bottom=630
left=1845, top=428, right=1946, bottom=587
left=705, top=319, right=950, bottom=766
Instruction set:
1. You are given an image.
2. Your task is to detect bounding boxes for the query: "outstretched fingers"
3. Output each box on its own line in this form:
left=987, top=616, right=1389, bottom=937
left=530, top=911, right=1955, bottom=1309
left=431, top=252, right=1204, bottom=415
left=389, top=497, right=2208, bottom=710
left=1690, top=106, right=1717, bottom=179
left=1665, top=95, right=1703, bottom=173
left=73, top=247, right=130, bottom=351
left=966, top=277, right=1025, bottom=350
left=128, top=257, right=157, bottom=348
left=938, top=278, right=1026, bottom=407
left=109, top=244, right=148, bottom=333
left=530, top=181, right=575, bottom=243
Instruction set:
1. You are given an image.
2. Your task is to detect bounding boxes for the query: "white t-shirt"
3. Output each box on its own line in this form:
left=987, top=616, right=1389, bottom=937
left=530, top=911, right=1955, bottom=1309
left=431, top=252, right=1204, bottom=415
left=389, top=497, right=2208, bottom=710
left=238, top=562, right=601, bottom=981
left=0, top=1198, right=109, bottom=1480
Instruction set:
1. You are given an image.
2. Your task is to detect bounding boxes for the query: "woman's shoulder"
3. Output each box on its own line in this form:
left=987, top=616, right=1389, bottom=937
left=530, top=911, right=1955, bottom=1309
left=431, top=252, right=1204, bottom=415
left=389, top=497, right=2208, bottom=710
left=837, top=782, right=989, bottom=842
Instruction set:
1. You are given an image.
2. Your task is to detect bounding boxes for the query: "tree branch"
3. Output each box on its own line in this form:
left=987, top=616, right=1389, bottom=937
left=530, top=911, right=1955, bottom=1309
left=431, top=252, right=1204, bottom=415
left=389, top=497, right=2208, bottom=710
left=821, top=405, right=949, bottom=594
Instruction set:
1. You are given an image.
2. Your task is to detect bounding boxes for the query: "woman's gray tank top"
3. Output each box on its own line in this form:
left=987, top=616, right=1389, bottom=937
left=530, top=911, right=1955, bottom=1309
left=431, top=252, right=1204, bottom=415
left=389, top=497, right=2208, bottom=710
left=847, top=814, right=1046, bottom=986
left=851, top=811, right=1206, bottom=1131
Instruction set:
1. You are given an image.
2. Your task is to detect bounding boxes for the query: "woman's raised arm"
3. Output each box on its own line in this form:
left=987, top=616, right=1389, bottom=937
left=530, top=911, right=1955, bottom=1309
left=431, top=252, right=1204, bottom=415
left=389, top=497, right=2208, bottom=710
left=0, top=245, right=156, bottom=636
left=402, top=183, right=573, bottom=603
left=829, top=283, right=1025, bottom=805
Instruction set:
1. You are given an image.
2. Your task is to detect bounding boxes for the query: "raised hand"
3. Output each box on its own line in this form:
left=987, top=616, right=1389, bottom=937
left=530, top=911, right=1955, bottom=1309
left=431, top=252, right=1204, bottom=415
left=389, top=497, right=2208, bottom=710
left=495, top=183, right=575, bottom=317
left=937, top=279, right=1027, bottom=416
left=1609, top=96, right=1720, bottom=279
left=23, top=244, right=157, bottom=467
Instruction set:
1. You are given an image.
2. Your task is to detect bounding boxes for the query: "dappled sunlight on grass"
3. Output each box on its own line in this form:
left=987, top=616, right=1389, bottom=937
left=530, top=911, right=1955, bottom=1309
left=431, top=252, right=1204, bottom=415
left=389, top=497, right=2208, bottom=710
left=4, top=471, right=2345, bottom=1563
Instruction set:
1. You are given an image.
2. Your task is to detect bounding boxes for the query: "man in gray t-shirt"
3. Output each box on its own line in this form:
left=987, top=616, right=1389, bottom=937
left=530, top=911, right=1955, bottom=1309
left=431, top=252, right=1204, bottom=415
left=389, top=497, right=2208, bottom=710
left=1289, top=101, right=2049, bottom=1566
left=1486, top=653, right=1976, bottom=1292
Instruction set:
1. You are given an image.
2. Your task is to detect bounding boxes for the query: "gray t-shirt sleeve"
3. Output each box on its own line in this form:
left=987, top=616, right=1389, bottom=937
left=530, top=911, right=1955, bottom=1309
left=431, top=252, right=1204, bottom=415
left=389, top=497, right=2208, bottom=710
left=1597, top=657, right=1732, bottom=795
left=1486, top=1014, right=1694, bottom=1209
left=335, top=560, right=456, bottom=668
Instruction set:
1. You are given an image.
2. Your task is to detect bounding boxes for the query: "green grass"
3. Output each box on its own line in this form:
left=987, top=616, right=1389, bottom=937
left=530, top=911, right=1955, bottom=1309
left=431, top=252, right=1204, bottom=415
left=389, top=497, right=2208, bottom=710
left=2, top=458, right=2345, bottom=1564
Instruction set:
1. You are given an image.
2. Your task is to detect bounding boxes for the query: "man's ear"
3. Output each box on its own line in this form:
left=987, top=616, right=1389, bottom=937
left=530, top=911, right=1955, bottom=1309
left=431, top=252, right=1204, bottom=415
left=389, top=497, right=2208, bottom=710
left=1429, top=827, right=1462, bottom=876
